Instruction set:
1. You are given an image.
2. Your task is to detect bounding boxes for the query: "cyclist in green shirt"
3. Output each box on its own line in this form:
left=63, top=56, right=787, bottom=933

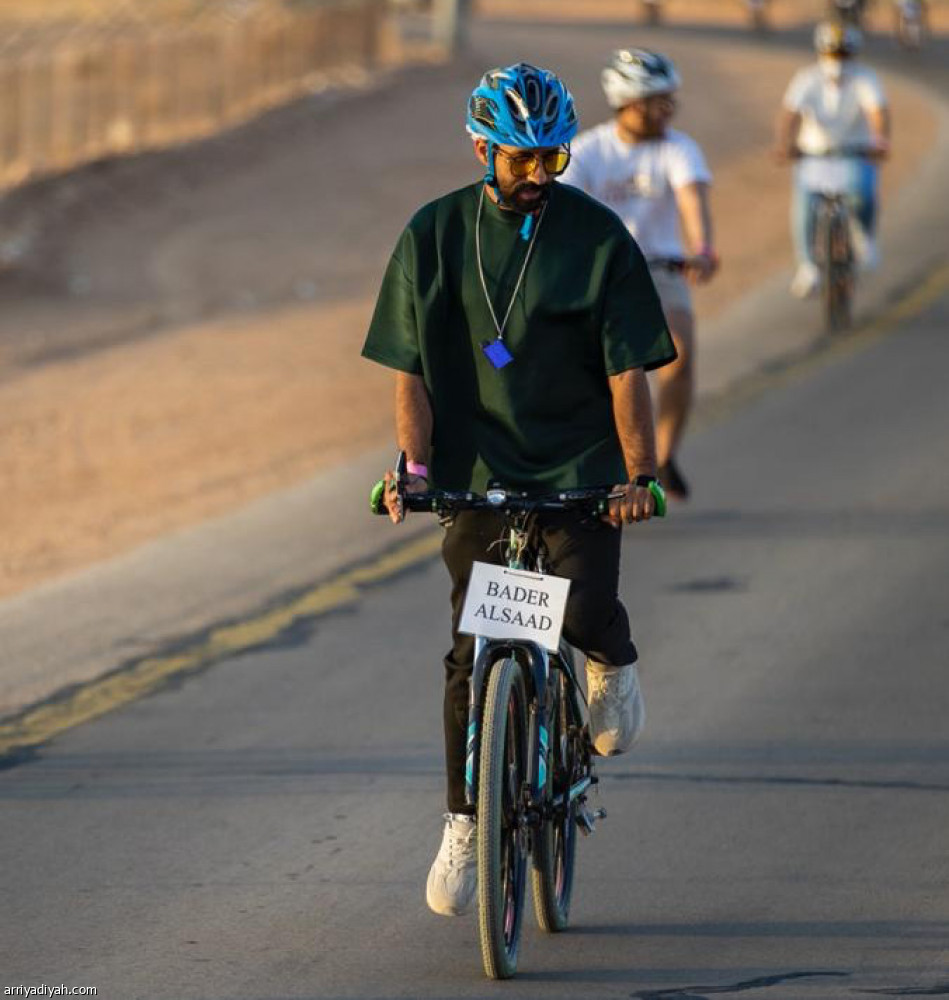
left=362, top=62, right=676, bottom=919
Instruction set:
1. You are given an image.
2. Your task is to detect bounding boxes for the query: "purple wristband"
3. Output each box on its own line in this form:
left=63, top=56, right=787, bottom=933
left=406, top=461, right=429, bottom=479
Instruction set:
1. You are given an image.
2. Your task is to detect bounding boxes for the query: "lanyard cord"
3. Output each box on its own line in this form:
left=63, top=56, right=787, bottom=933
left=475, top=185, right=547, bottom=343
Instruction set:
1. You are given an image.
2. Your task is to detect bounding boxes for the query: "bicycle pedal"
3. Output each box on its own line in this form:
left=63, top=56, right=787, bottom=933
left=576, top=804, right=606, bottom=835
left=576, top=809, right=595, bottom=835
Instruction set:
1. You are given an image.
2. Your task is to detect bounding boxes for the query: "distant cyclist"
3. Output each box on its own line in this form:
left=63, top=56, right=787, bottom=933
left=562, top=49, right=719, bottom=502
left=746, top=0, right=771, bottom=30
left=893, top=0, right=928, bottom=47
left=774, top=22, right=890, bottom=299
left=363, top=62, right=675, bottom=919
left=641, top=0, right=663, bottom=25
left=830, top=0, right=872, bottom=26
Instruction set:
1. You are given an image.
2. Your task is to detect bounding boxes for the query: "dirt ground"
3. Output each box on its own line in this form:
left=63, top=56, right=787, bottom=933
left=477, top=0, right=949, bottom=32
left=0, top=12, right=940, bottom=599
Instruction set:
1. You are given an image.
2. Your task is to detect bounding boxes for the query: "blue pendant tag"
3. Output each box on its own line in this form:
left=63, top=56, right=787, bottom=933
left=482, top=339, right=513, bottom=370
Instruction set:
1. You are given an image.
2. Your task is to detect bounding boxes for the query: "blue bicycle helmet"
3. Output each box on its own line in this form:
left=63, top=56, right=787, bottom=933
left=467, top=62, right=578, bottom=196
left=467, top=62, right=578, bottom=148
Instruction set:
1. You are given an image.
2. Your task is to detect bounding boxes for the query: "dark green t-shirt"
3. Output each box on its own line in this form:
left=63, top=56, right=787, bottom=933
left=362, top=180, right=676, bottom=492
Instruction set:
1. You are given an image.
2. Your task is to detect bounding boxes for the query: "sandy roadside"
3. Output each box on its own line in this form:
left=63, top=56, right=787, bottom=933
left=476, top=0, right=949, bottom=32
left=0, top=34, right=939, bottom=600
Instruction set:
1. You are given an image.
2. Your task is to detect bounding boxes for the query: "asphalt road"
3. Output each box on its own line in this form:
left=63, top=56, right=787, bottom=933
left=3, top=15, right=949, bottom=1000
left=3, top=271, right=949, bottom=1000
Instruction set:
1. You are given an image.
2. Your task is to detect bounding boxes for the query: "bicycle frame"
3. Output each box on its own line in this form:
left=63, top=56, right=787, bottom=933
left=465, top=636, right=549, bottom=808
left=465, top=635, right=594, bottom=812
left=796, top=147, right=875, bottom=333
left=370, top=471, right=621, bottom=828
left=463, top=520, right=593, bottom=822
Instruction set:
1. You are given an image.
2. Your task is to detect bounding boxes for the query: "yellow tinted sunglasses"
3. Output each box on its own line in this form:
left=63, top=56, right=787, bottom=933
left=495, top=147, right=571, bottom=178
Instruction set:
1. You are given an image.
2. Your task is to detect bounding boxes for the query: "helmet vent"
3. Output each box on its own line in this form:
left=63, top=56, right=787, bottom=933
left=542, top=90, right=560, bottom=125
left=504, top=89, right=530, bottom=124
left=470, top=96, right=498, bottom=129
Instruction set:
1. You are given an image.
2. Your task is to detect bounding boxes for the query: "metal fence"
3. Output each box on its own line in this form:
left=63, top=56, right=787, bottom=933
left=0, top=0, right=387, bottom=191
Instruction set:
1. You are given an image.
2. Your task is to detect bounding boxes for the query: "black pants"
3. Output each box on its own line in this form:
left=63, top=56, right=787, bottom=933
left=440, top=510, right=637, bottom=814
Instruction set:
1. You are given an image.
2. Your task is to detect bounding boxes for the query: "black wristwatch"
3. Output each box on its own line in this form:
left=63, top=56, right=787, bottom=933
left=632, top=474, right=658, bottom=488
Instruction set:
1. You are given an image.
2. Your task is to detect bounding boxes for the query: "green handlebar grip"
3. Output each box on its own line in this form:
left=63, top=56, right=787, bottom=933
left=648, top=479, right=667, bottom=518
left=369, top=479, right=386, bottom=515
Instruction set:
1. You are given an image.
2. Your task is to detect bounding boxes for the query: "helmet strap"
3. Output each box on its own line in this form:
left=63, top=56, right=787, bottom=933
left=484, top=141, right=507, bottom=208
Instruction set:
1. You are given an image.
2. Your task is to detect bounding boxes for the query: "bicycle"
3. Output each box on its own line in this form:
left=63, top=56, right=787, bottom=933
left=814, top=189, right=855, bottom=333
left=793, top=146, right=878, bottom=334
left=371, top=458, right=665, bottom=979
left=895, top=0, right=925, bottom=49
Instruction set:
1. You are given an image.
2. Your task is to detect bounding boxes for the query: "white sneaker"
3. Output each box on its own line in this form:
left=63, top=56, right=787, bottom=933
left=585, top=660, right=645, bottom=756
left=425, top=812, right=477, bottom=916
left=790, top=261, right=821, bottom=299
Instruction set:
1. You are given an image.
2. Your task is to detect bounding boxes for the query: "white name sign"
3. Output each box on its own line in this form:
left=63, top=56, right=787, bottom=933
left=459, top=562, right=571, bottom=652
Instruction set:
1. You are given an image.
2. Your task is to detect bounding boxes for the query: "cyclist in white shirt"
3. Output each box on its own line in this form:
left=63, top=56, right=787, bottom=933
left=775, top=22, right=890, bottom=299
left=561, top=49, right=718, bottom=501
left=892, top=0, right=928, bottom=47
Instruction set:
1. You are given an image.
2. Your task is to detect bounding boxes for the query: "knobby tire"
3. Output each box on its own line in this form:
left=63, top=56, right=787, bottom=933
left=477, top=657, right=529, bottom=980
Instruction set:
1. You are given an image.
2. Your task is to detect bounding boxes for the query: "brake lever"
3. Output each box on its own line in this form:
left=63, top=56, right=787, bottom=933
left=392, top=451, right=407, bottom=522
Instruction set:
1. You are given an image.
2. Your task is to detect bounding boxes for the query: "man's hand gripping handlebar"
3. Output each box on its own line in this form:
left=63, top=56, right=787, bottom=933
left=369, top=452, right=429, bottom=524
left=369, top=452, right=667, bottom=526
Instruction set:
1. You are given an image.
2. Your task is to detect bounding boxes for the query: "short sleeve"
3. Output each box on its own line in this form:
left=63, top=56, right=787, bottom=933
left=361, top=232, right=423, bottom=374
left=667, top=134, right=712, bottom=189
left=856, top=67, right=887, bottom=111
left=600, top=235, right=677, bottom=375
left=783, top=68, right=811, bottom=112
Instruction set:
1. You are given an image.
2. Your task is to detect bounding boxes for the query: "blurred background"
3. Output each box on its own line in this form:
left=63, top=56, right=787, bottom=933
left=3, top=7, right=949, bottom=994
left=0, top=0, right=945, bottom=602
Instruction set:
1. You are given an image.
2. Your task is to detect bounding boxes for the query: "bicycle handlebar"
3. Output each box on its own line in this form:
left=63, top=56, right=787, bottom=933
left=373, top=484, right=627, bottom=518
left=793, top=145, right=884, bottom=160
left=370, top=455, right=667, bottom=519
left=646, top=256, right=702, bottom=272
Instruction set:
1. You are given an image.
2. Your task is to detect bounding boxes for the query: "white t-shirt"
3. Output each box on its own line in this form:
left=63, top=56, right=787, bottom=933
left=783, top=62, right=887, bottom=155
left=560, top=123, right=711, bottom=259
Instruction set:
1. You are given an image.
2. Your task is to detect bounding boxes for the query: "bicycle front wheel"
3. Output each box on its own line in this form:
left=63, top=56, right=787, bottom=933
left=821, top=206, right=853, bottom=333
left=531, top=667, right=579, bottom=932
left=477, top=656, right=529, bottom=980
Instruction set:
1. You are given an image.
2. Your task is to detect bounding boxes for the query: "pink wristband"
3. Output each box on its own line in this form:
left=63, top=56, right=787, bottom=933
left=406, top=461, right=429, bottom=479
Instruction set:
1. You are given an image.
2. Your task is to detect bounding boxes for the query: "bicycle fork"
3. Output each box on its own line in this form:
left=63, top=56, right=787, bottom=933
left=465, top=636, right=606, bottom=834
left=465, top=636, right=551, bottom=812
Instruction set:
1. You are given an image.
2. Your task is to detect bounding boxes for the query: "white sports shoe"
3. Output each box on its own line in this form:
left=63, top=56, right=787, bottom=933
left=790, top=261, right=821, bottom=299
left=585, top=660, right=645, bottom=756
left=426, top=812, right=477, bottom=916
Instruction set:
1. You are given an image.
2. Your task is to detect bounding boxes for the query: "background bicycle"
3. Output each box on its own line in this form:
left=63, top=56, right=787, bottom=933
left=793, top=146, right=881, bottom=332
left=895, top=0, right=927, bottom=48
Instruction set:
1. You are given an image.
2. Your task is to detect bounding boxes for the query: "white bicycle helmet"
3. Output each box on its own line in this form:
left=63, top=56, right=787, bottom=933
left=814, top=20, right=863, bottom=55
left=601, top=49, right=681, bottom=109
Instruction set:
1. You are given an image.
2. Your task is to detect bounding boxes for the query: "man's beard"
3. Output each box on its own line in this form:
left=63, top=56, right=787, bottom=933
left=503, top=180, right=552, bottom=213
left=631, top=116, right=667, bottom=140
